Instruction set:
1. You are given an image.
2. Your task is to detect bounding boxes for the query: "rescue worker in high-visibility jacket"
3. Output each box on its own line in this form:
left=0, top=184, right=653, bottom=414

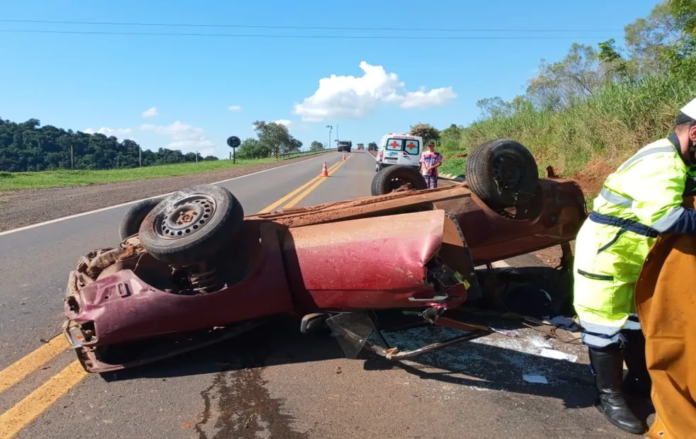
left=574, top=98, right=696, bottom=435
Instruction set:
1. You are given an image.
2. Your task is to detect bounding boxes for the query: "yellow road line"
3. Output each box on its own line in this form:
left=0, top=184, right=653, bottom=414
left=283, top=157, right=350, bottom=209
left=0, top=336, right=68, bottom=395
left=257, top=160, right=343, bottom=213
left=0, top=360, right=87, bottom=439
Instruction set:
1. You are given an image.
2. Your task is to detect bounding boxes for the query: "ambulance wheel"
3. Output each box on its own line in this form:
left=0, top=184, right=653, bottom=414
left=466, top=139, right=538, bottom=209
left=371, top=165, right=427, bottom=195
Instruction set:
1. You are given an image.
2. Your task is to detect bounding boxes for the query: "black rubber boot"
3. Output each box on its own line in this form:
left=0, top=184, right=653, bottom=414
left=589, top=346, right=647, bottom=435
left=621, top=330, right=652, bottom=399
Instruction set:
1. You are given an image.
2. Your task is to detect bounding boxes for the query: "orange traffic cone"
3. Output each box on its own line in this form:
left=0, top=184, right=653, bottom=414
left=320, top=162, right=329, bottom=177
left=342, top=153, right=347, bottom=161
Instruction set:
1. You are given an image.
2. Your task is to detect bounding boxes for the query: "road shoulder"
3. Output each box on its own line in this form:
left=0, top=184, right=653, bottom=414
left=0, top=154, right=328, bottom=233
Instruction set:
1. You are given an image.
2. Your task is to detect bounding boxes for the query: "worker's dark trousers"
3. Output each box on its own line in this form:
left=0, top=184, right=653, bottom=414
left=621, top=329, right=651, bottom=397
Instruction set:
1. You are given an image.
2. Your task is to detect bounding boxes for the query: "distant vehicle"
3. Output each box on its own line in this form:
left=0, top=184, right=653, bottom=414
left=375, top=133, right=422, bottom=172
left=368, top=142, right=378, bottom=151
left=357, top=143, right=365, bottom=151
left=337, top=140, right=352, bottom=153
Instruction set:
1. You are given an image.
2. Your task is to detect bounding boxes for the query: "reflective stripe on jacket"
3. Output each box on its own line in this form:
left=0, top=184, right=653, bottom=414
left=593, top=135, right=687, bottom=232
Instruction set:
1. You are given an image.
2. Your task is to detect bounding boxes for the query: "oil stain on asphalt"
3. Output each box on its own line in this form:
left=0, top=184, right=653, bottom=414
left=194, top=323, right=308, bottom=439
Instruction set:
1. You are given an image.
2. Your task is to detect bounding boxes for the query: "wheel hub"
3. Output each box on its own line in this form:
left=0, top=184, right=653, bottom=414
left=389, top=177, right=410, bottom=191
left=492, top=155, right=523, bottom=188
left=158, top=195, right=216, bottom=238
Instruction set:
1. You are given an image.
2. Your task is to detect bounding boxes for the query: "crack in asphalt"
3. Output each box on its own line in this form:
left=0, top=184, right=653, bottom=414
left=195, top=377, right=216, bottom=439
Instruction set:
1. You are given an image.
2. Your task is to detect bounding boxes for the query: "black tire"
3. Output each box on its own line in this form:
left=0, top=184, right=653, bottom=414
left=466, top=139, right=538, bottom=209
left=119, top=197, right=167, bottom=241
left=139, top=185, right=244, bottom=265
left=371, top=165, right=427, bottom=196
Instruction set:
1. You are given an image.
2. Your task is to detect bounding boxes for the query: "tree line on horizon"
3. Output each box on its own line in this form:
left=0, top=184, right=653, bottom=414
left=0, top=118, right=220, bottom=172
left=0, top=119, right=315, bottom=172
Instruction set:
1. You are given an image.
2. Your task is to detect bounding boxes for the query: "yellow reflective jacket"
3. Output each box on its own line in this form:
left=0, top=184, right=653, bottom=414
left=573, top=135, right=689, bottom=331
left=593, top=136, right=687, bottom=231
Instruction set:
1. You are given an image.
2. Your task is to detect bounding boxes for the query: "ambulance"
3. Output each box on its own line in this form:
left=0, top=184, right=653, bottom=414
left=374, top=133, right=423, bottom=172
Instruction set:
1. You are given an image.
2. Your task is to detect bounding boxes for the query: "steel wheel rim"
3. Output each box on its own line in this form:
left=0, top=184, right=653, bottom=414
left=156, top=194, right=217, bottom=239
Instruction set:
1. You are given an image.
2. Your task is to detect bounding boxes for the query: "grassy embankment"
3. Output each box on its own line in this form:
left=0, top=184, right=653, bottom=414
left=438, top=74, right=696, bottom=198
left=0, top=150, right=335, bottom=191
left=0, top=157, right=273, bottom=191
left=0, top=158, right=276, bottom=191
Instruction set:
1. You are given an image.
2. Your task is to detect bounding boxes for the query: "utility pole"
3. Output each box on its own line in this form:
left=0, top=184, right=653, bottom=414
left=196, top=151, right=199, bottom=163
left=336, top=125, right=339, bottom=142
left=70, top=144, right=74, bottom=170
left=326, top=125, right=332, bottom=150
left=139, top=146, right=142, bottom=168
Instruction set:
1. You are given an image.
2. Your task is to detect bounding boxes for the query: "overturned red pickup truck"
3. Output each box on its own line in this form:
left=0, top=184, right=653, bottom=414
left=63, top=140, right=587, bottom=373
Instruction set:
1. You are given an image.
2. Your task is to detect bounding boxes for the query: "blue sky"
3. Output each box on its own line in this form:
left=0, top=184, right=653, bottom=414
left=0, top=0, right=660, bottom=157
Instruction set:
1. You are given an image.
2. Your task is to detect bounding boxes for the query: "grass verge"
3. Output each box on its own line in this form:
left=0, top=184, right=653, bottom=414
left=0, top=158, right=281, bottom=191
left=439, top=157, right=467, bottom=178
left=442, top=74, right=696, bottom=194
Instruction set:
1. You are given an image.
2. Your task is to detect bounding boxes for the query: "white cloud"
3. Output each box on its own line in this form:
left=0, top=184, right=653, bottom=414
left=273, top=119, right=292, bottom=128
left=142, top=107, right=158, bottom=118
left=228, top=105, right=242, bottom=112
left=197, top=147, right=216, bottom=157
left=292, top=61, right=456, bottom=121
left=83, top=127, right=136, bottom=140
left=400, top=87, right=457, bottom=109
left=140, top=121, right=214, bottom=151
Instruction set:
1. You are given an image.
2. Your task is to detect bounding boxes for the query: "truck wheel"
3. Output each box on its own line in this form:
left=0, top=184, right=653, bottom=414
left=119, top=196, right=167, bottom=241
left=371, top=165, right=427, bottom=196
left=139, top=185, right=244, bottom=265
left=466, top=139, right=538, bottom=209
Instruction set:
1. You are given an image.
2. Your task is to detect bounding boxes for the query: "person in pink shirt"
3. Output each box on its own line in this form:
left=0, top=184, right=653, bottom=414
left=420, top=141, right=443, bottom=188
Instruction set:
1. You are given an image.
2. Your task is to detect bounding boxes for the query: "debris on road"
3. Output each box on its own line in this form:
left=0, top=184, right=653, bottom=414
left=523, top=374, right=549, bottom=384
left=488, top=327, right=520, bottom=338
left=539, top=348, right=578, bottom=363
left=530, top=337, right=553, bottom=349
left=548, top=315, right=581, bottom=332
left=243, top=413, right=257, bottom=429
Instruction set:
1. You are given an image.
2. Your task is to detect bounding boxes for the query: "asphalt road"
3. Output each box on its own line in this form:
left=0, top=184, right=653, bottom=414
left=0, top=152, right=635, bottom=439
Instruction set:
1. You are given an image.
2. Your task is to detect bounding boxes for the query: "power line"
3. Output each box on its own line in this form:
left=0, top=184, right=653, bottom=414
left=0, top=29, right=611, bottom=40
left=0, top=18, right=618, bottom=33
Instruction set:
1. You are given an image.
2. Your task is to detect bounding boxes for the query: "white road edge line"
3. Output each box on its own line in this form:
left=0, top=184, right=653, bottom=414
left=0, top=153, right=336, bottom=237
